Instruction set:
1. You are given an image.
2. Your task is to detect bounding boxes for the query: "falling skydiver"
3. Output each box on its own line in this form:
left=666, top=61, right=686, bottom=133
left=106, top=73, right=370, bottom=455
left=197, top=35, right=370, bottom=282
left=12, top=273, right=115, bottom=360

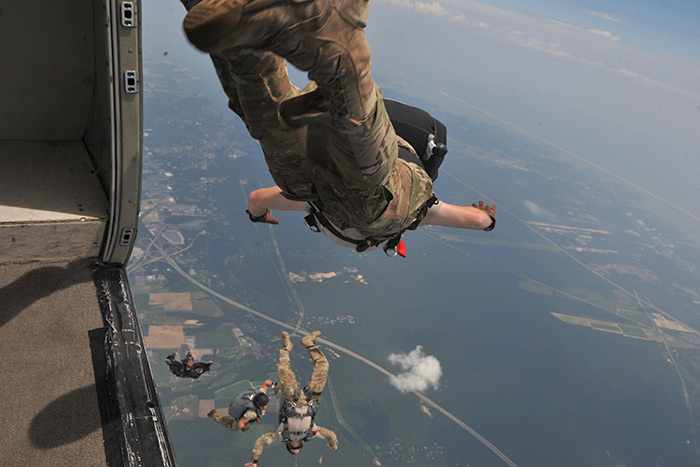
left=208, top=380, right=280, bottom=431
left=165, top=351, right=213, bottom=379
left=180, top=0, right=497, bottom=257
left=244, top=331, right=337, bottom=466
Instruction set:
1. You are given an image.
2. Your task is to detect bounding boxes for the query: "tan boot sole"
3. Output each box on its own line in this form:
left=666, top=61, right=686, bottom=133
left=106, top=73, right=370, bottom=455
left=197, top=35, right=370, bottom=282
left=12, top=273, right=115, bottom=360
left=183, top=0, right=247, bottom=51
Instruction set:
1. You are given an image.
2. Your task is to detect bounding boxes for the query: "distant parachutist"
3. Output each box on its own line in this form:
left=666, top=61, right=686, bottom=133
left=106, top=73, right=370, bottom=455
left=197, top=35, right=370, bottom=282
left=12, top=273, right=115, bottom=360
left=165, top=351, right=212, bottom=379
left=208, top=380, right=280, bottom=432
left=245, top=331, right=338, bottom=466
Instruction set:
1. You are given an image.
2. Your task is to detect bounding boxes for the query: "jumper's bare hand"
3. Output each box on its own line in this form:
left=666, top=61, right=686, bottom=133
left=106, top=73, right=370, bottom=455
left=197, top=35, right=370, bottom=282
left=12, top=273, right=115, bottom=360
left=472, top=200, right=497, bottom=217
left=472, top=200, right=497, bottom=231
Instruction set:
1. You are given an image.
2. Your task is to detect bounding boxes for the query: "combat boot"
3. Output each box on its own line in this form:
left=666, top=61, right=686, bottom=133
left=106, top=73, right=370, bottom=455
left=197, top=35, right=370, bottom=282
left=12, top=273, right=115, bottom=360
left=281, top=331, right=293, bottom=351
left=183, top=0, right=332, bottom=54
left=300, top=330, right=321, bottom=348
left=183, top=0, right=375, bottom=121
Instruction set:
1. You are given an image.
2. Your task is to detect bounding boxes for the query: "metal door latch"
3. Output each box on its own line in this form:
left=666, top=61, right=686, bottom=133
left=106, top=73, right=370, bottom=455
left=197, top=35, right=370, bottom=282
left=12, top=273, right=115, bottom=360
left=121, top=2, right=135, bottom=27
left=124, top=71, right=138, bottom=93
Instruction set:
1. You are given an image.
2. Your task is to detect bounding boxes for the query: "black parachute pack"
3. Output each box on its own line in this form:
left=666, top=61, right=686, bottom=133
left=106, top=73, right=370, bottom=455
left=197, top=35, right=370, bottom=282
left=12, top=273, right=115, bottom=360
left=384, top=99, right=448, bottom=182
left=228, top=389, right=264, bottom=422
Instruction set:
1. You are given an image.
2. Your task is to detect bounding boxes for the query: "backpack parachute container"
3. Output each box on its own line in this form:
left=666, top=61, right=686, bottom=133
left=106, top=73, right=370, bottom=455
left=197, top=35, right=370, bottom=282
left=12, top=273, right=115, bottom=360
left=228, top=389, right=264, bottom=422
left=384, top=99, right=448, bottom=181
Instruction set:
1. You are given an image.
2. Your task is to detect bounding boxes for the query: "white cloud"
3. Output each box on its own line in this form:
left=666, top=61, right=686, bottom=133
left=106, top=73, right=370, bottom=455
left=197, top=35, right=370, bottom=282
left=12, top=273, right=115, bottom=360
left=583, top=10, right=624, bottom=23
left=377, top=0, right=488, bottom=27
left=609, top=67, right=700, bottom=99
left=544, top=17, right=622, bottom=41
left=414, top=1, right=449, bottom=18
left=524, top=200, right=556, bottom=220
left=388, top=346, right=442, bottom=393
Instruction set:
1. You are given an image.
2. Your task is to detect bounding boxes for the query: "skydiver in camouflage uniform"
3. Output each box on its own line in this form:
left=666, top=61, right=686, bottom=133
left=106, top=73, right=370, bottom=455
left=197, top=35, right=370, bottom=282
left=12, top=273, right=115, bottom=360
left=180, top=0, right=497, bottom=255
left=244, top=331, right=337, bottom=466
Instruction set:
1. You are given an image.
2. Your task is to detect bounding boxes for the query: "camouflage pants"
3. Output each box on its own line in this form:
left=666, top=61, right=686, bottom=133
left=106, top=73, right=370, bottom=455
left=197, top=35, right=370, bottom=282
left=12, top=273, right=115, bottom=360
left=180, top=0, right=434, bottom=238
left=212, top=51, right=435, bottom=237
left=277, top=345, right=328, bottom=407
left=181, top=0, right=311, bottom=195
left=191, top=0, right=436, bottom=237
left=210, top=51, right=316, bottom=201
left=211, top=412, right=239, bottom=431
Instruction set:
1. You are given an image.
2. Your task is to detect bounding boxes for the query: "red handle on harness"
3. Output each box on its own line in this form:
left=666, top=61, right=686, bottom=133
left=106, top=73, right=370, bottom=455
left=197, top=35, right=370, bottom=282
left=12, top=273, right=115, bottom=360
left=397, top=240, right=406, bottom=258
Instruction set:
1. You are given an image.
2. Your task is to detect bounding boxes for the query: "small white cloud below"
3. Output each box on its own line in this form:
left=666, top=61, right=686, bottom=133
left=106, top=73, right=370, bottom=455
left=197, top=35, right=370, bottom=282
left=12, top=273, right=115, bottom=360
left=388, top=346, right=442, bottom=393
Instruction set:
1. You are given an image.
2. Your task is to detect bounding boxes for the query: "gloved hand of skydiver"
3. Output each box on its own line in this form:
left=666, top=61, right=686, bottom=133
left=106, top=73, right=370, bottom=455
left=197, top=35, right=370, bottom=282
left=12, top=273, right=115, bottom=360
left=265, top=380, right=280, bottom=393
left=246, top=208, right=279, bottom=225
left=240, top=425, right=250, bottom=432
left=471, top=200, right=497, bottom=231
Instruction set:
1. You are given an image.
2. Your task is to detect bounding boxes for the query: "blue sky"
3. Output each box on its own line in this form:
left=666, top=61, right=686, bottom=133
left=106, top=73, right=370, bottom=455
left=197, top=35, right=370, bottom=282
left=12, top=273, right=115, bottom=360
left=366, top=0, right=700, bottom=222
left=474, top=0, right=700, bottom=60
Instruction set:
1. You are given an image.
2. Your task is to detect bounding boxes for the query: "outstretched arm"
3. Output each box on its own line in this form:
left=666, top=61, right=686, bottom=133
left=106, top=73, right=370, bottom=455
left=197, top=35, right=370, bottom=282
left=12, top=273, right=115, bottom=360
left=244, top=431, right=278, bottom=466
left=247, top=187, right=307, bottom=216
left=260, top=380, right=272, bottom=393
left=423, top=200, right=497, bottom=230
left=260, top=379, right=280, bottom=395
left=315, top=426, right=339, bottom=450
left=247, top=186, right=307, bottom=224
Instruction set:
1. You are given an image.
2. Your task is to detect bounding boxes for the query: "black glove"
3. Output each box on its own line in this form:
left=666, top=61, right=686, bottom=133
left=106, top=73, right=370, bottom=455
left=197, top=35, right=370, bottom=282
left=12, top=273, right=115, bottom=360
left=246, top=208, right=279, bottom=225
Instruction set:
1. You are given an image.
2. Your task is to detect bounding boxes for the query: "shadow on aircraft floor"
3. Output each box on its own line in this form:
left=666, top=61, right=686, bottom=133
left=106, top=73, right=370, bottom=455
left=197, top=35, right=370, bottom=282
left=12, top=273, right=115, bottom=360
left=0, top=259, right=93, bottom=328
left=29, top=384, right=102, bottom=449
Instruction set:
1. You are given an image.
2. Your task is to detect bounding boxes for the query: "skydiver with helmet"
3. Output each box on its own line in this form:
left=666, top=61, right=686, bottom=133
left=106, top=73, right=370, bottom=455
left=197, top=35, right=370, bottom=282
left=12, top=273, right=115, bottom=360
left=208, top=380, right=280, bottom=432
left=165, top=351, right=213, bottom=379
left=244, top=331, right=337, bottom=466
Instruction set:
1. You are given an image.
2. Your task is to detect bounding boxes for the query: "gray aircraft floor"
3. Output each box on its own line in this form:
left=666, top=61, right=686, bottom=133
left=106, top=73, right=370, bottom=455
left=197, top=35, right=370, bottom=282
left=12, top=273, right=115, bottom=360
left=0, top=258, right=108, bottom=466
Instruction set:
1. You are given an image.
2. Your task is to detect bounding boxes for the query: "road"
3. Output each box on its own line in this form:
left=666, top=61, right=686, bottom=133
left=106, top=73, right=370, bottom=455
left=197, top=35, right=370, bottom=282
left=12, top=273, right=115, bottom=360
left=144, top=238, right=518, bottom=466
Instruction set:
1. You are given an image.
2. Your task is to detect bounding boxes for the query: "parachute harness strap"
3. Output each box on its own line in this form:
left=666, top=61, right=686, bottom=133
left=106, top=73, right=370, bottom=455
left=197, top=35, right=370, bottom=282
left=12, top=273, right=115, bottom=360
left=305, top=202, right=384, bottom=252
left=382, top=195, right=439, bottom=257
